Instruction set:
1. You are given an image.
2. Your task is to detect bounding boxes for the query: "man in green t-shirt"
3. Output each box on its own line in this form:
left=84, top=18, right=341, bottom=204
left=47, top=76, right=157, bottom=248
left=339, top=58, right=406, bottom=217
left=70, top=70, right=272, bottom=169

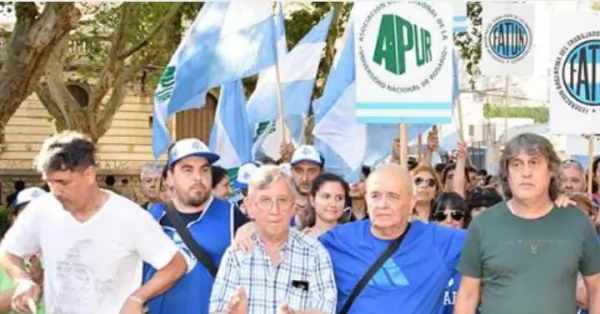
left=455, top=133, right=600, bottom=314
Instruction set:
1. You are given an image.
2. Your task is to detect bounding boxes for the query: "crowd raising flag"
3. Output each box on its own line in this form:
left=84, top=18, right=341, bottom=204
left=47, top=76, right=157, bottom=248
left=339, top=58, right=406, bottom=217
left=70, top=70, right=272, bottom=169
left=152, top=2, right=278, bottom=157
left=209, top=80, right=252, bottom=177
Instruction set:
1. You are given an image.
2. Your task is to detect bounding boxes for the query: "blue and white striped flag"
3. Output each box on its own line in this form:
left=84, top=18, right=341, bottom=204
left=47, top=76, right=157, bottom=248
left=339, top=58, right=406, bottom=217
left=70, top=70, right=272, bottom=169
left=454, top=2, right=469, bottom=33
left=250, top=3, right=294, bottom=159
left=246, top=9, right=334, bottom=127
left=152, top=2, right=277, bottom=158
left=209, top=80, right=252, bottom=171
left=313, top=16, right=364, bottom=183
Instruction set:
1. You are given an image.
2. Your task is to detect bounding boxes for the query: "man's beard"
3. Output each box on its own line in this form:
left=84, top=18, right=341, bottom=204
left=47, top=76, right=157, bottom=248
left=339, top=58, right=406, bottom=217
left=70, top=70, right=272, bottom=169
left=187, top=190, right=209, bottom=207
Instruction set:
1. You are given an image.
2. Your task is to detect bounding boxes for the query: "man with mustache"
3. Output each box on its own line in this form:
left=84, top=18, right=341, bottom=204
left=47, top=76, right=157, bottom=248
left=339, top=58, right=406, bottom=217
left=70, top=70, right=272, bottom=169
left=143, top=138, right=250, bottom=314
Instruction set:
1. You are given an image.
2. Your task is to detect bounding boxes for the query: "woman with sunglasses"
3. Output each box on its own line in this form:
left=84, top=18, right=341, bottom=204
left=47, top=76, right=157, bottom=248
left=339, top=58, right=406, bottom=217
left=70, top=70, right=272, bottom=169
left=409, top=165, right=443, bottom=222
left=431, top=192, right=477, bottom=314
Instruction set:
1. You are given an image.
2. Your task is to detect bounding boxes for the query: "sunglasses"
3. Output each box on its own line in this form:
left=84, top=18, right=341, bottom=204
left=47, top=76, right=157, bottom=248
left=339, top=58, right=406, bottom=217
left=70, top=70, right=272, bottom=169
left=433, top=210, right=464, bottom=222
left=414, top=177, right=436, bottom=187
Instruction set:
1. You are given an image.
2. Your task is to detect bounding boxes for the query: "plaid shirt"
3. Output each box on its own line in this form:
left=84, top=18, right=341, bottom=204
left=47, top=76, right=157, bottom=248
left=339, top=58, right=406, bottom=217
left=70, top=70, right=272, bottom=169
left=209, top=228, right=337, bottom=314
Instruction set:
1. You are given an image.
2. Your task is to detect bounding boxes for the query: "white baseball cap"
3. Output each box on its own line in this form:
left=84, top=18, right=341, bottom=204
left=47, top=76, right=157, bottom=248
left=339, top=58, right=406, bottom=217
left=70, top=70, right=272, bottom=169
left=234, top=162, right=260, bottom=190
left=168, top=138, right=220, bottom=167
left=12, top=187, right=47, bottom=210
left=291, top=145, right=323, bottom=166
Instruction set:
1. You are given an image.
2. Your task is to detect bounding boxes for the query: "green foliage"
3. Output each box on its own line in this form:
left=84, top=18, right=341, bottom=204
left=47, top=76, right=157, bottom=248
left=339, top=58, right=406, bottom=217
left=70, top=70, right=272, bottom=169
left=454, top=2, right=482, bottom=90
left=483, top=103, right=549, bottom=123
left=70, top=3, right=202, bottom=88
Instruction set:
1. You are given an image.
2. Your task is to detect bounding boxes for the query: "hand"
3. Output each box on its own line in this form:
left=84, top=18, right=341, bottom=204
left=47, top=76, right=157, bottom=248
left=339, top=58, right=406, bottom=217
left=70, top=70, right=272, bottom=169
left=279, top=304, right=292, bottom=314
left=119, top=296, right=145, bottom=314
left=391, top=138, right=401, bottom=161
left=554, top=194, right=576, bottom=208
left=280, top=143, right=295, bottom=162
left=456, top=140, right=468, bottom=160
left=29, top=256, right=44, bottom=287
left=11, top=278, right=40, bottom=313
left=233, top=223, right=256, bottom=254
left=228, top=286, right=248, bottom=314
left=427, top=127, right=439, bottom=152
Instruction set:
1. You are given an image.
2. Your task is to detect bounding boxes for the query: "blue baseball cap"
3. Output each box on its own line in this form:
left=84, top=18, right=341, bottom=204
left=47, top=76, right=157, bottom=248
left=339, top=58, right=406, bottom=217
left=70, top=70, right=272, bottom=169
left=167, top=138, right=220, bottom=168
left=234, top=162, right=260, bottom=190
left=11, top=187, right=47, bottom=210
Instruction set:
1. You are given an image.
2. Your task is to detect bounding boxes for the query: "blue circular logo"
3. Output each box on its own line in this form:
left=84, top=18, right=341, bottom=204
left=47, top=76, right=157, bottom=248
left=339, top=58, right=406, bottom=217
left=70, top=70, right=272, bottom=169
left=561, top=39, right=600, bottom=107
left=485, top=16, right=532, bottom=63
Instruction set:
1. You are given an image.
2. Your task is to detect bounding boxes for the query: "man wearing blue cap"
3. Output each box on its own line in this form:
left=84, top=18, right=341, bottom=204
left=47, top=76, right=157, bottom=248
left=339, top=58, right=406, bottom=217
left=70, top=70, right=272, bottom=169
left=144, top=138, right=249, bottom=314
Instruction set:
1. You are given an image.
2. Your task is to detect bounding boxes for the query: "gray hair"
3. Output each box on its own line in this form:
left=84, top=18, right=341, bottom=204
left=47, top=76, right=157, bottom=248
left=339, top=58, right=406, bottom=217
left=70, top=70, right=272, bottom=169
left=561, top=159, right=585, bottom=175
left=499, top=133, right=562, bottom=201
left=140, top=163, right=164, bottom=180
left=247, top=165, right=298, bottom=199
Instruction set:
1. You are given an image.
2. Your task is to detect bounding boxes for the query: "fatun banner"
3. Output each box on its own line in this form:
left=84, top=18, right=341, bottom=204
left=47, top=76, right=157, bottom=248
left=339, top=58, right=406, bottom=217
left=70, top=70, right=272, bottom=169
left=481, top=3, right=535, bottom=76
left=550, top=12, right=600, bottom=135
left=354, top=2, right=453, bottom=125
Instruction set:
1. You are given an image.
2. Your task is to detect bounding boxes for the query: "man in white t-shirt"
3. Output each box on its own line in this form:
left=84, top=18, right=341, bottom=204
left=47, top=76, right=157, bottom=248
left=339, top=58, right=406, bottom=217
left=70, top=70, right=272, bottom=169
left=0, top=131, right=187, bottom=314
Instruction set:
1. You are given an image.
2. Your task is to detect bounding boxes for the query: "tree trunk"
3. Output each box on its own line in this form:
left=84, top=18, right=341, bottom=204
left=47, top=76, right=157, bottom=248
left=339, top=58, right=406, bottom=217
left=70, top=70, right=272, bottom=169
left=0, top=3, right=81, bottom=134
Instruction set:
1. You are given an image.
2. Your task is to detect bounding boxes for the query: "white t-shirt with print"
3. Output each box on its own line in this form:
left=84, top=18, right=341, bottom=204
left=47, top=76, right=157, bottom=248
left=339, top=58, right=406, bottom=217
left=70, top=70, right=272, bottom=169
left=1, top=190, right=179, bottom=314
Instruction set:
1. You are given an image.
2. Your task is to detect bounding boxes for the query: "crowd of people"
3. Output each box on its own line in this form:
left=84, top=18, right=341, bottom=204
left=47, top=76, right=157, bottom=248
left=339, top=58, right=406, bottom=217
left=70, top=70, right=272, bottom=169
left=0, top=128, right=598, bottom=314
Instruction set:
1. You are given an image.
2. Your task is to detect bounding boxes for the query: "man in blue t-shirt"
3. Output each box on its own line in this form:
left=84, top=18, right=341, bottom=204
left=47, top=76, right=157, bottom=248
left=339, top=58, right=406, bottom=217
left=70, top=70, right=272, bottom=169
left=319, top=163, right=466, bottom=313
left=143, top=138, right=249, bottom=314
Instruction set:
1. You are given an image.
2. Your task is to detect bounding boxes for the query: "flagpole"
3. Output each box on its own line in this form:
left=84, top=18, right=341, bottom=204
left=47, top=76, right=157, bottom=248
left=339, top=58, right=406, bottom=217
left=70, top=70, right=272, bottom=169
left=273, top=2, right=287, bottom=145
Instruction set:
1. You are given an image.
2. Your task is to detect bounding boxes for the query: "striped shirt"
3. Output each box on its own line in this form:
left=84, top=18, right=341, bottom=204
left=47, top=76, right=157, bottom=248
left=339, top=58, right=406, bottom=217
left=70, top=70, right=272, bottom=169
left=209, top=228, right=337, bottom=314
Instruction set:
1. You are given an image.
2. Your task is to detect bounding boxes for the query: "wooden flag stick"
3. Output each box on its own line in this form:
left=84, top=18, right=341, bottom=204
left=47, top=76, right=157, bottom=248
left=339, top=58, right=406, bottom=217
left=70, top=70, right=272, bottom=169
left=588, top=134, right=595, bottom=195
left=503, top=76, right=510, bottom=142
left=399, top=124, right=408, bottom=166
left=273, top=2, right=286, bottom=145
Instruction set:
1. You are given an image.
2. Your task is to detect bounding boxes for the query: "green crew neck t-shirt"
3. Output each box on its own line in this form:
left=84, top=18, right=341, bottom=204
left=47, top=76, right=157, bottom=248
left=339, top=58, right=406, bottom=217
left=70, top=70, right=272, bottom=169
left=458, top=202, right=600, bottom=314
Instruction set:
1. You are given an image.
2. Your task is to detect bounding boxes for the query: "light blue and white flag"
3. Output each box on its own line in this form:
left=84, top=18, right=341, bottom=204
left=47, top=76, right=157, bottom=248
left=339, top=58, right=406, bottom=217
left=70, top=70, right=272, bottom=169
left=246, top=9, right=334, bottom=127
left=152, top=2, right=277, bottom=158
left=313, top=16, right=364, bottom=183
left=209, top=80, right=252, bottom=171
left=250, top=3, right=295, bottom=159
left=454, top=2, right=469, bottom=33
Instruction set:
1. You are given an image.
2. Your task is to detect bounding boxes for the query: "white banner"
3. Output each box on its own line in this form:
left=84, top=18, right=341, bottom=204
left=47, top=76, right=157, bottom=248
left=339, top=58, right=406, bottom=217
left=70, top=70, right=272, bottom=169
left=550, top=12, right=600, bottom=135
left=354, top=2, right=453, bottom=125
left=481, top=4, right=535, bottom=76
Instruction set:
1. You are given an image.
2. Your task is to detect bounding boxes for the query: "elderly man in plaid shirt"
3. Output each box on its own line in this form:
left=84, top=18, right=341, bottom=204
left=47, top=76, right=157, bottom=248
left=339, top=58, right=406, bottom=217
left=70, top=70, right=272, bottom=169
left=209, top=165, right=337, bottom=314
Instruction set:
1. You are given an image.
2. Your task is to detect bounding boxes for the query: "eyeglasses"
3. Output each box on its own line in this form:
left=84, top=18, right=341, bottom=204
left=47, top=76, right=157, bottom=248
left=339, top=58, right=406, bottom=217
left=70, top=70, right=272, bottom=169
left=414, top=177, right=436, bottom=187
left=433, top=210, right=464, bottom=221
left=255, top=197, right=294, bottom=211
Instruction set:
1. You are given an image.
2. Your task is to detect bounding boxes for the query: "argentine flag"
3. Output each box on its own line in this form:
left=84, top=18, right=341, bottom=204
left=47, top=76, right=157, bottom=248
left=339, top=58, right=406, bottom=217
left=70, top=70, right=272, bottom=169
left=152, top=2, right=277, bottom=158
left=246, top=9, right=334, bottom=127
left=209, top=80, right=252, bottom=172
left=454, top=2, right=469, bottom=33
left=250, top=3, right=296, bottom=159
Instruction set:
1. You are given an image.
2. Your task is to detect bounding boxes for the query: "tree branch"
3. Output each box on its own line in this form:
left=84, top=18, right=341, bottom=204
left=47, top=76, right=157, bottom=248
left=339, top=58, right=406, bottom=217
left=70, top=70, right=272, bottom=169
left=14, top=2, right=39, bottom=22
left=96, top=50, right=159, bottom=137
left=35, top=84, right=68, bottom=129
left=87, top=3, right=133, bottom=113
left=118, top=2, right=184, bottom=60
left=0, top=3, right=80, bottom=133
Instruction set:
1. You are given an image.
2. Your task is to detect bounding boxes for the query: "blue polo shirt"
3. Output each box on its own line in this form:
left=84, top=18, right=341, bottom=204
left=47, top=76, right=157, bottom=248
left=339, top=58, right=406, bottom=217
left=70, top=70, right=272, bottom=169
left=143, top=198, right=248, bottom=314
left=320, top=220, right=466, bottom=314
